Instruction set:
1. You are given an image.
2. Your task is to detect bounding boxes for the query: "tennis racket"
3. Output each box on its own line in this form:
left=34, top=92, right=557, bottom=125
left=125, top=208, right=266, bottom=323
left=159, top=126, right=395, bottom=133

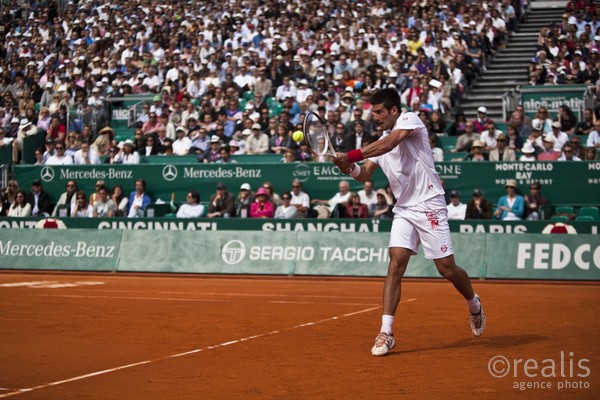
left=303, top=111, right=337, bottom=157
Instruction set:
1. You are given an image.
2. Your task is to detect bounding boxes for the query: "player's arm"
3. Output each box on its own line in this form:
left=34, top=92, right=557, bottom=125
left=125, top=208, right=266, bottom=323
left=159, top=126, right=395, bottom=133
left=347, top=159, right=378, bottom=182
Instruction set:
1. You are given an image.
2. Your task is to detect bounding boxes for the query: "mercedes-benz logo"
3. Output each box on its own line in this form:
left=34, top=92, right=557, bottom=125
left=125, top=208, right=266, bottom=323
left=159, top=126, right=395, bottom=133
left=40, top=166, right=55, bottom=182
left=221, top=240, right=246, bottom=265
left=162, top=164, right=178, bottom=181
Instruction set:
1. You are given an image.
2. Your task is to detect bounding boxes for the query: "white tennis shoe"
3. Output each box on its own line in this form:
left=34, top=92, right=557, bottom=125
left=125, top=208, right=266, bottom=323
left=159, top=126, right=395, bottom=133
left=371, top=332, right=395, bottom=356
left=469, top=299, right=486, bottom=337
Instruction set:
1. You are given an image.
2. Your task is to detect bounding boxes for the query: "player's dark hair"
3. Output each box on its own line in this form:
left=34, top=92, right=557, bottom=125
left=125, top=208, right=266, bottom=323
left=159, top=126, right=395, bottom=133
left=370, top=88, right=401, bottom=112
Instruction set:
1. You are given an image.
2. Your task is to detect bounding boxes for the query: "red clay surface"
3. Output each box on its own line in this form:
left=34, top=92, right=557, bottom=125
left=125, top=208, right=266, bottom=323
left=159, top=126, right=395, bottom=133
left=0, top=272, right=598, bottom=399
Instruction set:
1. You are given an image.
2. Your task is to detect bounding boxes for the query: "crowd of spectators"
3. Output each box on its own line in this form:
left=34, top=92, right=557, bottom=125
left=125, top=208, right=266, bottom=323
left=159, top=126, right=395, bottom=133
left=0, top=0, right=532, bottom=166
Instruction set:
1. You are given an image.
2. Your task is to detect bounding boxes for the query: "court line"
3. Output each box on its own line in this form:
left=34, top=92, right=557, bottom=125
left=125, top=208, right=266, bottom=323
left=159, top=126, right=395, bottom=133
left=0, top=298, right=416, bottom=398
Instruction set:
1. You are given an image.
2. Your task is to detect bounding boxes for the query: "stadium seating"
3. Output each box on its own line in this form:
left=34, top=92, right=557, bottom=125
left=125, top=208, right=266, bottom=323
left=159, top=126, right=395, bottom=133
left=555, top=206, right=574, bottom=215
left=577, top=206, right=599, bottom=221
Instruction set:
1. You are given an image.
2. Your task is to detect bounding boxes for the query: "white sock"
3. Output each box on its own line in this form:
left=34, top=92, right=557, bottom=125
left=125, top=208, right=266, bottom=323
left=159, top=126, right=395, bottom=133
left=380, top=315, right=394, bottom=335
left=467, top=294, right=481, bottom=315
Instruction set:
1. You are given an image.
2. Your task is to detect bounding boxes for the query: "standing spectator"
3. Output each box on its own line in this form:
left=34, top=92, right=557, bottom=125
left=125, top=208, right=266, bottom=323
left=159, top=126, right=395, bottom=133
left=447, top=190, right=467, bottom=220
left=465, top=189, right=493, bottom=219
left=92, top=185, right=116, bottom=218
left=274, top=192, right=298, bottom=219
left=176, top=191, right=205, bottom=218
left=127, top=179, right=152, bottom=218
left=27, top=179, right=51, bottom=217
left=343, top=192, right=370, bottom=218
left=8, top=190, right=31, bottom=217
left=207, top=183, right=236, bottom=218
left=12, top=119, right=38, bottom=163
left=52, top=180, right=78, bottom=217
left=249, top=187, right=275, bottom=218
left=494, top=180, right=525, bottom=220
left=290, top=179, right=311, bottom=218
left=489, top=133, right=516, bottom=161
left=524, top=182, right=548, bottom=221
left=111, top=185, right=129, bottom=217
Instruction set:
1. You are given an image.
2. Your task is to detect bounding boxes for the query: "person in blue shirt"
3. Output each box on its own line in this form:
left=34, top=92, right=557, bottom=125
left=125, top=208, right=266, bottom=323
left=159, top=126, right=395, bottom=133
left=494, top=179, right=525, bottom=220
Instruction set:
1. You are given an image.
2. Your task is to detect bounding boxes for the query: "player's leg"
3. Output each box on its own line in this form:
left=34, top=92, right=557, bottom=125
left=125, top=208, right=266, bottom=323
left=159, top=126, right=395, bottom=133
left=372, top=247, right=412, bottom=356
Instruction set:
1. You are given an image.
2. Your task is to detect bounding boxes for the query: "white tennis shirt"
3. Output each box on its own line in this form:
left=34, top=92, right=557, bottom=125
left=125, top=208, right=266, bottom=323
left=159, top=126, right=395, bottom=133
left=369, top=112, right=445, bottom=208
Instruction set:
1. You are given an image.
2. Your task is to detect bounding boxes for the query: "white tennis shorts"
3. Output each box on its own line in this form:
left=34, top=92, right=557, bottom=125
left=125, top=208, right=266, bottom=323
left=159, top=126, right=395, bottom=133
left=389, top=194, right=454, bottom=259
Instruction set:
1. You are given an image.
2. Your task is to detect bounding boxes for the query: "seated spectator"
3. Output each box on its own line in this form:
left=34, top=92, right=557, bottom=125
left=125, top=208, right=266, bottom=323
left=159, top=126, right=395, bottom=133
left=141, top=135, right=160, bottom=156
left=550, top=121, right=569, bottom=151
left=472, top=106, right=493, bottom=133
left=27, top=179, right=51, bottom=217
left=429, top=134, right=444, bottom=161
left=506, top=124, right=524, bottom=151
left=52, top=180, right=78, bottom=217
left=519, top=142, right=537, bottom=161
left=73, top=140, right=100, bottom=165
left=290, top=179, right=311, bottom=218
left=261, top=182, right=282, bottom=207
left=296, top=141, right=313, bottom=162
left=46, top=141, right=73, bottom=165
left=270, top=123, right=294, bottom=154
left=245, top=124, right=270, bottom=154
left=235, top=183, right=255, bottom=218
left=8, top=190, right=31, bottom=217
left=173, top=126, right=192, bottom=155
left=465, top=140, right=488, bottom=161
left=489, top=133, right=516, bottom=161
left=105, top=146, right=122, bottom=164
left=370, top=189, right=394, bottom=220
left=111, top=185, right=129, bottom=217
left=176, top=191, right=205, bottom=218
left=92, top=185, right=115, bottom=218
left=524, top=182, right=548, bottom=221
left=120, top=140, right=140, bottom=164
left=344, top=192, right=369, bottom=218
left=201, top=135, right=222, bottom=163
left=465, top=189, right=493, bottom=219
left=537, top=133, right=561, bottom=161
left=207, top=183, right=236, bottom=218
left=282, top=149, right=297, bottom=163
left=312, top=180, right=352, bottom=218
left=249, top=187, right=275, bottom=218
left=557, top=143, right=582, bottom=161
left=586, top=121, right=600, bottom=148
left=452, top=122, right=480, bottom=153
left=274, top=191, right=298, bottom=219
left=217, top=146, right=237, bottom=163
left=72, top=191, right=94, bottom=218
left=358, top=180, right=377, bottom=211
left=479, top=120, right=502, bottom=151
left=583, top=146, right=597, bottom=160
left=494, top=179, right=525, bottom=220
left=127, top=179, right=152, bottom=218
left=447, top=190, right=467, bottom=220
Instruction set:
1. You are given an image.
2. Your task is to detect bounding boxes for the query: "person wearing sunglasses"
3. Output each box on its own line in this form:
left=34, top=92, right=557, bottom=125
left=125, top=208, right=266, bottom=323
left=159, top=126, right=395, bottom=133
left=52, top=180, right=78, bottom=217
left=8, top=190, right=31, bottom=217
left=45, top=141, right=73, bottom=165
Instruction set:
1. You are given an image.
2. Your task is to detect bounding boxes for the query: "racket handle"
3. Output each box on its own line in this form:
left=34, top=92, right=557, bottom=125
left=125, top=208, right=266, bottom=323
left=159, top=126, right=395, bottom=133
left=347, top=149, right=364, bottom=163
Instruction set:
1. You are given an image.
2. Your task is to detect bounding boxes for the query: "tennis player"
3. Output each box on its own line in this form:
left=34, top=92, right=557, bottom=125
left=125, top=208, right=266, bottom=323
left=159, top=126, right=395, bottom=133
left=333, top=88, right=486, bottom=356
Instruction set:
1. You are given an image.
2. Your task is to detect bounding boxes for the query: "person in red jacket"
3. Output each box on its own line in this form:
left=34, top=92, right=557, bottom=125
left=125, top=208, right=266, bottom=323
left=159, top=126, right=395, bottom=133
left=344, top=192, right=369, bottom=218
left=249, top=187, right=274, bottom=218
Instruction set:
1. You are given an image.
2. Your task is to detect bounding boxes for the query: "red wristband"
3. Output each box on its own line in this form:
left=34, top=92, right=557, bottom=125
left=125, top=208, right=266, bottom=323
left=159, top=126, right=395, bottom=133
left=347, top=149, right=364, bottom=163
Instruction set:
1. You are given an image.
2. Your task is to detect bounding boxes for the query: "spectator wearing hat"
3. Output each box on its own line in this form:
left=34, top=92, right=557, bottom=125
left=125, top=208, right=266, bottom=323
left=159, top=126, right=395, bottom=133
left=447, top=190, right=467, bottom=220
left=465, top=189, right=493, bottom=219
left=235, top=183, right=255, bottom=218
left=531, top=106, right=553, bottom=134
left=537, top=133, right=561, bottom=161
left=245, top=124, right=269, bottom=154
left=121, top=140, right=140, bottom=164
left=207, top=183, right=236, bottom=218
left=12, top=119, right=38, bottom=163
left=489, top=133, right=516, bottom=161
left=550, top=120, right=569, bottom=152
left=92, top=126, right=114, bottom=157
left=200, top=135, right=222, bottom=163
left=465, top=139, right=488, bottom=161
left=27, top=179, right=51, bottom=217
left=494, top=179, right=525, bottom=221
left=519, top=142, right=538, bottom=161
left=127, top=179, right=152, bottom=218
left=172, top=126, right=192, bottom=156
left=472, top=106, right=493, bottom=133
left=249, top=187, right=275, bottom=218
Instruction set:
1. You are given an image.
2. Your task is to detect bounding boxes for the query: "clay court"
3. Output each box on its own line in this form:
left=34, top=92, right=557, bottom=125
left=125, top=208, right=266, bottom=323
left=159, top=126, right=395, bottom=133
left=0, top=272, right=598, bottom=399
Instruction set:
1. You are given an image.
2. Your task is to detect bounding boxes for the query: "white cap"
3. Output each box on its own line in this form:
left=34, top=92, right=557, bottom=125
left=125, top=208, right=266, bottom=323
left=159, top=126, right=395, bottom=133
left=210, top=135, right=220, bottom=142
left=521, top=142, right=536, bottom=153
left=477, top=106, right=487, bottom=113
left=532, top=121, right=543, bottom=131
left=543, top=133, right=556, bottom=143
left=240, top=183, right=251, bottom=191
left=242, top=128, right=252, bottom=136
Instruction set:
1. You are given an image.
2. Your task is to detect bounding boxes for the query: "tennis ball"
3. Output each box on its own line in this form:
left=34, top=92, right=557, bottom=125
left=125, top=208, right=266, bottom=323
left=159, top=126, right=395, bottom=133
left=292, top=130, right=304, bottom=142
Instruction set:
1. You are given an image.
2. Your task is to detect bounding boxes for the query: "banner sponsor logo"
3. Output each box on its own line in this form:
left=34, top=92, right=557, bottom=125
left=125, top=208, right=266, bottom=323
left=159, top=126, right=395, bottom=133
left=516, top=242, right=600, bottom=270
left=262, top=221, right=379, bottom=232
left=222, top=240, right=246, bottom=265
left=162, top=164, right=178, bottom=181
left=40, top=166, right=55, bottom=182
left=293, top=163, right=311, bottom=182
left=0, top=240, right=116, bottom=258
